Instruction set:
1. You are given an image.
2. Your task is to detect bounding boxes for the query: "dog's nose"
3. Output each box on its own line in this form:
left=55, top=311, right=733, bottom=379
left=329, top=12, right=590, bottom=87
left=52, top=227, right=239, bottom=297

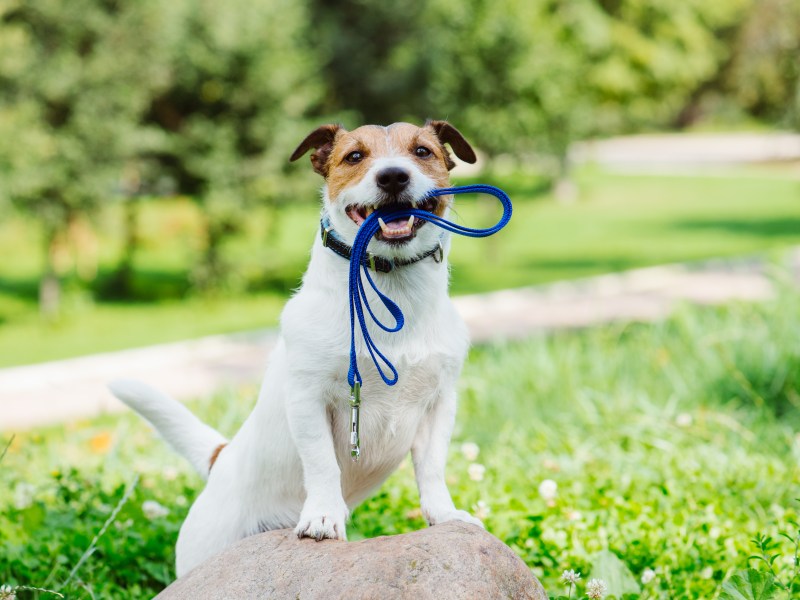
left=376, top=167, right=410, bottom=195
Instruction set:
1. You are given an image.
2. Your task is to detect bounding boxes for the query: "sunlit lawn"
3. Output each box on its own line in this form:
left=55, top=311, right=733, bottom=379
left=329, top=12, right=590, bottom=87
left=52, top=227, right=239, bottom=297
left=0, top=166, right=799, bottom=366
left=2, top=293, right=798, bottom=598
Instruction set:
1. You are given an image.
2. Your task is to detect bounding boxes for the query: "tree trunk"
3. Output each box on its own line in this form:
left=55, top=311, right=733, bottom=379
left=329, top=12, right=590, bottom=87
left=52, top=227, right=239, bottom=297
left=553, top=149, right=577, bottom=204
left=115, top=195, right=141, bottom=296
left=39, top=224, right=61, bottom=318
left=194, top=217, right=228, bottom=292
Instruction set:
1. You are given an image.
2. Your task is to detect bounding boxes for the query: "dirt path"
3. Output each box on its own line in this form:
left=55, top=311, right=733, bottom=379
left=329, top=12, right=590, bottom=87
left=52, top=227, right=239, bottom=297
left=571, top=131, right=800, bottom=172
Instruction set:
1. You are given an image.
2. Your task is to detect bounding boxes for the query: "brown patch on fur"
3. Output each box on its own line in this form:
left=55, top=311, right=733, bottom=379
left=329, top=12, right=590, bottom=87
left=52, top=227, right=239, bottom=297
left=324, top=125, right=385, bottom=201
left=425, top=120, right=477, bottom=166
left=208, top=442, right=227, bottom=473
left=289, top=124, right=346, bottom=176
left=324, top=123, right=455, bottom=203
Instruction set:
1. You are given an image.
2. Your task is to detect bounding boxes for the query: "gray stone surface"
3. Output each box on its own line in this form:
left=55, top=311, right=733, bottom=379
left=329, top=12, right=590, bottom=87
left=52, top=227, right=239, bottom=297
left=156, top=521, right=547, bottom=600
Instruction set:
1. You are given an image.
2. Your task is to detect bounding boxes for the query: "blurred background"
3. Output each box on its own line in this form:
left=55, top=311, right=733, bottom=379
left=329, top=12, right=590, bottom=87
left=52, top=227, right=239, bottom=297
left=2, top=2, right=800, bottom=597
left=0, top=0, right=798, bottom=367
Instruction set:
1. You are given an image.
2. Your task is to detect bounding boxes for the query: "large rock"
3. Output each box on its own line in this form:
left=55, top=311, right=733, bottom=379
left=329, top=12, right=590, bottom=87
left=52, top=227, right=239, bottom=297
left=156, top=521, right=547, bottom=599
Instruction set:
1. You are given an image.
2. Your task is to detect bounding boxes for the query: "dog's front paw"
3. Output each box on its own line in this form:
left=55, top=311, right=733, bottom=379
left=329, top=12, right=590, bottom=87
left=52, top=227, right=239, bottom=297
left=294, top=503, right=348, bottom=541
left=424, top=507, right=485, bottom=529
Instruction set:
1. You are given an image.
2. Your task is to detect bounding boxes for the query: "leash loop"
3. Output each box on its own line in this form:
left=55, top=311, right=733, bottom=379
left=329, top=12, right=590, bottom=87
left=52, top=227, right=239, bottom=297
left=347, top=184, right=512, bottom=387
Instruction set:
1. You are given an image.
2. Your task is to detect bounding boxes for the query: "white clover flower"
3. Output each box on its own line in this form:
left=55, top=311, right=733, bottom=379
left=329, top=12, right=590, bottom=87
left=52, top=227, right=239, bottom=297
left=0, top=584, right=15, bottom=600
left=13, top=483, right=35, bottom=510
left=566, top=509, right=582, bottom=521
left=468, top=463, right=486, bottom=482
left=114, top=517, right=135, bottom=531
left=142, top=500, right=170, bottom=520
left=676, top=413, right=693, bottom=427
left=641, top=568, right=656, bottom=584
left=561, top=569, right=581, bottom=584
left=460, top=442, right=480, bottom=461
left=586, top=578, right=607, bottom=599
left=538, top=479, right=558, bottom=501
left=700, top=566, right=714, bottom=579
left=473, top=500, right=490, bottom=520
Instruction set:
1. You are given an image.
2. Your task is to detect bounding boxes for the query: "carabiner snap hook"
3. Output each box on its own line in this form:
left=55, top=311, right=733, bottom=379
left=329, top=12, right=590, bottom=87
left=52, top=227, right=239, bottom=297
left=349, top=382, right=361, bottom=461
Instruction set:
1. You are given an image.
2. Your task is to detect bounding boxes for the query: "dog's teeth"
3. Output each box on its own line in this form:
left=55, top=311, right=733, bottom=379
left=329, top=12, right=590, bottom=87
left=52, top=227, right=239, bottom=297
left=408, top=215, right=415, bottom=228
left=378, top=217, right=388, bottom=233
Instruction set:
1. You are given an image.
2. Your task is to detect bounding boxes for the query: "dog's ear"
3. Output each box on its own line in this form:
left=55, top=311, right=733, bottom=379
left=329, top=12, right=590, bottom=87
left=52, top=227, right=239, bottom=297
left=290, top=124, right=346, bottom=176
left=425, top=120, right=477, bottom=168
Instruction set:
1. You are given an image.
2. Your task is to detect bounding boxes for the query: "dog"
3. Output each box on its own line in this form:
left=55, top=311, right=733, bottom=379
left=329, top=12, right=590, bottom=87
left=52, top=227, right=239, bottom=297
left=109, top=120, right=483, bottom=577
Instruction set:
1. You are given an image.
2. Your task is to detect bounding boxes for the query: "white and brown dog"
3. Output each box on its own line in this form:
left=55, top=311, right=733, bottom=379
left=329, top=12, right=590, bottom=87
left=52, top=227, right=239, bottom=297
left=110, top=120, right=483, bottom=577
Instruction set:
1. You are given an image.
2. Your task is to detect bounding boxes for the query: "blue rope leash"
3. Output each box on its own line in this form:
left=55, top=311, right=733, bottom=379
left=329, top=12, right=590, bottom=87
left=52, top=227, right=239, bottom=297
left=345, top=184, right=512, bottom=460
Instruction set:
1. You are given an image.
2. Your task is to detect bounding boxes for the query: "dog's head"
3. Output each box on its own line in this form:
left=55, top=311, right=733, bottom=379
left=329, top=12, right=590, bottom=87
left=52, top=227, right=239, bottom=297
left=290, top=120, right=476, bottom=257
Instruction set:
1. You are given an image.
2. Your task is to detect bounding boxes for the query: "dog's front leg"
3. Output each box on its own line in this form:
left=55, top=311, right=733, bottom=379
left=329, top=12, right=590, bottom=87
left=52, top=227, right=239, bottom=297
left=286, top=385, right=348, bottom=541
left=411, top=387, right=484, bottom=529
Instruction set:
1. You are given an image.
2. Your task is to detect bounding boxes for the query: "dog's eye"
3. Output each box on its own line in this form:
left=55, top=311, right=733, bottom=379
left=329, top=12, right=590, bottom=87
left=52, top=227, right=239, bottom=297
left=414, top=146, right=432, bottom=158
left=345, top=151, right=364, bottom=164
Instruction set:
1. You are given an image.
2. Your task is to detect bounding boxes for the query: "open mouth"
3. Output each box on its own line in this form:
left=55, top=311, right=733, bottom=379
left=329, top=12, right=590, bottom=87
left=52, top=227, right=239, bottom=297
left=345, top=197, right=440, bottom=243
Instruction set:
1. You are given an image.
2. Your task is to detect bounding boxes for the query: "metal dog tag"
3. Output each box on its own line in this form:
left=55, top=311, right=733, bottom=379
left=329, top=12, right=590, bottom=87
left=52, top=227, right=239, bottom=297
left=349, top=382, right=361, bottom=461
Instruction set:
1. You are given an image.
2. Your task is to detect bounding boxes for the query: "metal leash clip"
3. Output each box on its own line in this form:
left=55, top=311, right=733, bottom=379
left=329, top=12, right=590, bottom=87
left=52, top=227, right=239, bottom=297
left=349, top=382, right=361, bottom=461
left=432, top=240, right=444, bottom=263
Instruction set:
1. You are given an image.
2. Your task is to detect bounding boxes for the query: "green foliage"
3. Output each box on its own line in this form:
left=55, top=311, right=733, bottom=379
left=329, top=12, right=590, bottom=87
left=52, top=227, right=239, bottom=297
left=144, top=0, right=321, bottom=289
left=296, top=0, right=798, bottom=142
left=423, top=0, right=598, bottom=168
left=0, top=0, right=322, bottom=300
left=726, top=0, right=800, bottom=128
left=2, top=294, right=799, bottom=597
left=306, top=0, right=428, bottom=124
left=721, top=569, right=781, bottom=600
left=2, top=468, right=184, bottom=598
left=590, top=551, right=640, bottom=597
left=0, top=0, right=167, bottom=313
left=0, top=0, right=164, bottom=220
left=1, top=0, right=799, bottom=311
left=418, top=0, right=754, bottom=171
left=587, top=0, right=752, bottom=129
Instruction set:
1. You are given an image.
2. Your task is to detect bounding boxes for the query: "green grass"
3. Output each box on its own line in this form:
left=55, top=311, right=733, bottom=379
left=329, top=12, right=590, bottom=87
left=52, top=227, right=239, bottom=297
left=1, top=166, right=799, bottom=366
left=0, top=294, right=286, bottom=367
left=2, top=292, right=799, bottom=598
left=451, top=166, right=800, bottom=292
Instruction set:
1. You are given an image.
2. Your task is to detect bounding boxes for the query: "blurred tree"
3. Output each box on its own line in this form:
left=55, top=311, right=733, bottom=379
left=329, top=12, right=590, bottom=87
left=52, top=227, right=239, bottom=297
left=725, top=0, right=800, bottom=129
left=305, top=0, right=429, bottom=125
left=591, top=0, right=752, bottom=130
left=145, top=0, right=320, bottom=292
left=0, top=0, right=796, bottom=316
left=422, top=0, right=752, bottom=196
left=0, top=0, right=167, bottom=315
left=423, top=0, right=605, bottom=199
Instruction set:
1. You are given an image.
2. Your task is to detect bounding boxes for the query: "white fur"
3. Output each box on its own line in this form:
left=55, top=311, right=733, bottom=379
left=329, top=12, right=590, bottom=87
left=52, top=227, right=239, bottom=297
left=110, top=143, right=482, bottom=577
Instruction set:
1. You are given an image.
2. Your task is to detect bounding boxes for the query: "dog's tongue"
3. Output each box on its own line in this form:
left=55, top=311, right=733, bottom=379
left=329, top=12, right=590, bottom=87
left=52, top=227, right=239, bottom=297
left=384, top=217, right=409, bottom=229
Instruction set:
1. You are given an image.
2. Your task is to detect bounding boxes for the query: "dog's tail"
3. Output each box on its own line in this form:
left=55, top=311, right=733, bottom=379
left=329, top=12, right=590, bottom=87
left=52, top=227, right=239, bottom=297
left=109, top=379, right=227, bottom=479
